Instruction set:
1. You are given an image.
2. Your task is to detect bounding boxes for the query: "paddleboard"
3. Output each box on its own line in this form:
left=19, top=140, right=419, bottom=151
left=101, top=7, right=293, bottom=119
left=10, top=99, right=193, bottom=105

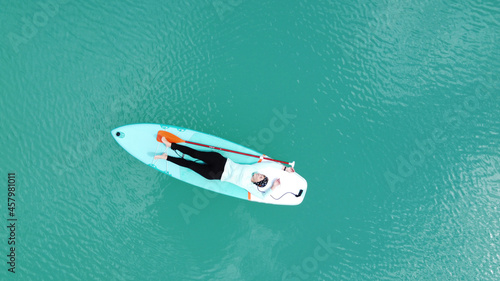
left=111, top=123, right=307, bottom=205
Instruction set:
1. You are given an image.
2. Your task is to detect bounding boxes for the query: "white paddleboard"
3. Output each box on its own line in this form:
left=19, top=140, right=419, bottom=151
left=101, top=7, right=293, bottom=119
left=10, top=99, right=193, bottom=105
left=111, top=123, right=307, bottom=205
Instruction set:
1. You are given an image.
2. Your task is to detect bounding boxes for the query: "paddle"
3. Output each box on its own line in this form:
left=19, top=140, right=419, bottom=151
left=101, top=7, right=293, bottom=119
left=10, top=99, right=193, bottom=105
left=156, top=130, right=295, bottom=167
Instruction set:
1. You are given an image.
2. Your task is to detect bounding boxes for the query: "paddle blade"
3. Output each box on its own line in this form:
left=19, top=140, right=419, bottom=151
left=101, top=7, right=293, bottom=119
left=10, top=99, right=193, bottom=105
left=156, top=131, right=185, bottom=143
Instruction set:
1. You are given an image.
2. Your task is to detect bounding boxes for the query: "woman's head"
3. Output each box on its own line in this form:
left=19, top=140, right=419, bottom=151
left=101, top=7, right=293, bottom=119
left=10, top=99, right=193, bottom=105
left=251, top=173, right=268, bottom=187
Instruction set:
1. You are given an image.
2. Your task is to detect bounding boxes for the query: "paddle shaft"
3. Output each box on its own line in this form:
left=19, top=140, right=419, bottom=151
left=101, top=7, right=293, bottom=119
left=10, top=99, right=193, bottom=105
left=157, top=130, right=294, bottom=166
left=184, top=140, right=291, bottom=165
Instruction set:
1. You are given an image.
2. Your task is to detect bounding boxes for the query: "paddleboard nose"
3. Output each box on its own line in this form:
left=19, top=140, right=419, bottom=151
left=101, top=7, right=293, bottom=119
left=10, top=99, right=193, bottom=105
left=111, top=128, right=126, bottom=140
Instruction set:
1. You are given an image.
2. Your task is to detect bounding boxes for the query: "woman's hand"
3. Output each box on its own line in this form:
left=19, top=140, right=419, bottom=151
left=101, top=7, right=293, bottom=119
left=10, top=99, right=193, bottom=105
left=284, top=167, right=295, bottom=173
left=271, top=179, right=281, bottom=190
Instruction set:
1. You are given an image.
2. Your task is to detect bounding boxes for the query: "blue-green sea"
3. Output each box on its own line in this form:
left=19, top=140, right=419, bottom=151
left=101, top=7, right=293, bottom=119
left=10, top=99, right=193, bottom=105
left=1, top=0, right=500, bottom=280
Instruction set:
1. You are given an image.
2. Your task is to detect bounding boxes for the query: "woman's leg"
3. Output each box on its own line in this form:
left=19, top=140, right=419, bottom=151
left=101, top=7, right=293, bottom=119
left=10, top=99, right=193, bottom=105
left=171, top=143, right=226, bottom=167
left=168, top=156, right=223, bottom=180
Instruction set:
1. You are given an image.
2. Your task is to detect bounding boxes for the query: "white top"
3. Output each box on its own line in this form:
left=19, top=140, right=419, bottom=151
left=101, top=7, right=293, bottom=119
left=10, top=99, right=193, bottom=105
left=220, top=159, right=285, bottom=199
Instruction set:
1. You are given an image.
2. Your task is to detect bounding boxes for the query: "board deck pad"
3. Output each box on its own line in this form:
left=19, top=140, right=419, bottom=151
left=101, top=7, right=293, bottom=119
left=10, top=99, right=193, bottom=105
left=111, top=123, right=307, bottom=205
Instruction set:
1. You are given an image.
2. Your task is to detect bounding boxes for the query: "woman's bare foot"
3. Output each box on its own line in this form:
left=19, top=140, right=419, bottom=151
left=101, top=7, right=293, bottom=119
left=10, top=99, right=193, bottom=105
left=161, top=137, right=172, bottom=147
left=154, top=153, right=168, bottom=160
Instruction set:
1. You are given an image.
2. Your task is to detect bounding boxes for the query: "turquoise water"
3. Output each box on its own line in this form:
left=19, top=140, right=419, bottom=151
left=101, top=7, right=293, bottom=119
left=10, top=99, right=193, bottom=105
left=1, top=0, right=500, bottom=280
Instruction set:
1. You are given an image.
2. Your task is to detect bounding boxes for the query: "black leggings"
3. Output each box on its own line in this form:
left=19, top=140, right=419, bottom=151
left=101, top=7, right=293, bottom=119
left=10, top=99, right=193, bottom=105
left=168, top=143, right=227, bottom=180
